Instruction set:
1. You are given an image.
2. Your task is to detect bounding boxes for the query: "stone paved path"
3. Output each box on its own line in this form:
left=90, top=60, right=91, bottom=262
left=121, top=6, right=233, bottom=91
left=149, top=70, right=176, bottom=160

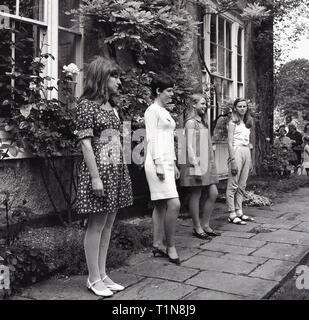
left=9, top=188, right=309, bottom=300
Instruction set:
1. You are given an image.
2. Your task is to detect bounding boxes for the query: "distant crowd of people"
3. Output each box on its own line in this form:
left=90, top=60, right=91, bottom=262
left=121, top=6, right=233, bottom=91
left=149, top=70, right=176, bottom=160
left=274, top=116, right=309, bottom=176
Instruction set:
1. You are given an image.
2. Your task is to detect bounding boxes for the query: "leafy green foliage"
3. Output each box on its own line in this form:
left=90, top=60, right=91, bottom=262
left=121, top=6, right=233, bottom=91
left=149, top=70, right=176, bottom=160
left=0, top=245, right=51, bottom=294
left=276, top=59, right=309, bottom=121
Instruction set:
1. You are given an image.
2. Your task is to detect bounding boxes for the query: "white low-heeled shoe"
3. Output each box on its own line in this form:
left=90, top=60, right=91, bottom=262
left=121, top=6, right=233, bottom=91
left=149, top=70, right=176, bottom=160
left=86, top=278, right=113, bottom=297
left=102, top=275, right=125, bottom=292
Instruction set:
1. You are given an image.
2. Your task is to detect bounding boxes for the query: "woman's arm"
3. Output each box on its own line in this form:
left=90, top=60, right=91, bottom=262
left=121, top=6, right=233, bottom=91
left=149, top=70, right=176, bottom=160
left=80, top=138, right=104, bottom=197
left=227, top=121, right=237, bottom=175
left=144, top=107, right=164, bottom=179
left=186, top=119, right=201, bottom=176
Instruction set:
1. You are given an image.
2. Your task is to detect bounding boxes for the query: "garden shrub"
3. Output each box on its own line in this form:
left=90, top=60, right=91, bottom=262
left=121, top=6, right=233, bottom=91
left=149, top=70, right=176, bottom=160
left=0, top=218, right=152, bottom=293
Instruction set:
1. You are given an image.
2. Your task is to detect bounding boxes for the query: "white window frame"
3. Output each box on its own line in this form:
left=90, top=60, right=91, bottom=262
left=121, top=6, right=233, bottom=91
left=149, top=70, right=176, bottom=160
left=202, top=9, right=245, bottom=126
left=0, top=0, right=83, bottom=100
left=0, top=0, right=83, bottom=159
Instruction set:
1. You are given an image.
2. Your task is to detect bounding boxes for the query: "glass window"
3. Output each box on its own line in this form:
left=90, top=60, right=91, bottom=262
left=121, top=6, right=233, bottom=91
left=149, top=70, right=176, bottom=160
left=0, top=1, right=16, bottom=14
left=59, top=0, right=80, bottom=31
left=210, top=14, right=216, bottom=43
left=218, top=17, right=224, bottom=46
left=237, top=28, right=243, bottom=91
left=19, top=0, right=44, bottom=21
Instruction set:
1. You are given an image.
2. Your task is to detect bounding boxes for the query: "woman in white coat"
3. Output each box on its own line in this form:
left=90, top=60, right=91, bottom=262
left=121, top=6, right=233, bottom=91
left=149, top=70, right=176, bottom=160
left=144, top=73, right=181, bottom=265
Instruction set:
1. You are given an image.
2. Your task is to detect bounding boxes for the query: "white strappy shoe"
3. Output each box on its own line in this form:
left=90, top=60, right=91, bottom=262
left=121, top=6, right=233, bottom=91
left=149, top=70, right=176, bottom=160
left=102, top=275, right=125, bottom=292
left=86, top=278, right=113, bottom=297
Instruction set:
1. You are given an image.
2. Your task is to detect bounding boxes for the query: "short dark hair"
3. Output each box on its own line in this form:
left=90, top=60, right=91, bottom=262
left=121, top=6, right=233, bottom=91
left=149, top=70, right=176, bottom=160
left=150, top=73, right=174, bottom=97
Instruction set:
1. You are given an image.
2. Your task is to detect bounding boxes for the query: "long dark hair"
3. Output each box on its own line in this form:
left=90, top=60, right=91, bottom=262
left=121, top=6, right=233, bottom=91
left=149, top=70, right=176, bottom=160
left=231, top=98, right=253, bottom=129
left=80, top=56, right=120, bottom=103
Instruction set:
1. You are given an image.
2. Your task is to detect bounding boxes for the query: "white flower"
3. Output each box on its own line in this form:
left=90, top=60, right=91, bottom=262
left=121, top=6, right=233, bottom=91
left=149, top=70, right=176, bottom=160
left=33, top=57, right=41, bottom=63
left=62, top=63, right=80, bottom=76
left=29, top=82, right=37, bottom=90
left=20, top=104, right=34, bottom=118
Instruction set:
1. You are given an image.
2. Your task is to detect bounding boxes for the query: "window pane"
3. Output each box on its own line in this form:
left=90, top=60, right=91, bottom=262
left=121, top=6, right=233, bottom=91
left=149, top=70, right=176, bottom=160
left=210, top=43, right=217, bottom=73
left=19, top=0, right=44, bottom=21
left=59, top=0, right=80, bottom=31
left=214, top=77, right=223, bottom=105
left=218, top=45, right=224, bottom=76
left=0, top=0, right=16, bottom=15
left=237, top=54, right=242, bottom=82
left=0, top=21, right=42, bottom=117
left=218, top=17, right=224, bottom=46
left=210, top=14, right=216, bottom=43
left=238, top=84, right=244, bottom=98
left=238, top=28, right=242, bottom=54
left=222, top=79, right=232, bottom=102
left=226, top=22, right=231, bottom=49
left=58, top=30, right=79, bottom=102
left=226, top=50, right=232, bottom=79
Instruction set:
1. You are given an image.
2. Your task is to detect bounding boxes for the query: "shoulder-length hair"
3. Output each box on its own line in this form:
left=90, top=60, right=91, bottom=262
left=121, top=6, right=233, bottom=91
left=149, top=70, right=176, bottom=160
left=231, top=98, right=253, bottom=129
left=80, top=56, right=121, bottom=103
left=184, top=93, right=209, bottom=128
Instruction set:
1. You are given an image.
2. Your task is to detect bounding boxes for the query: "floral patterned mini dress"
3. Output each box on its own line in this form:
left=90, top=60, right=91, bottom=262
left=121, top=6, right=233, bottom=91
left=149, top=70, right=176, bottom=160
left=74, top=99, right=133, bottom=215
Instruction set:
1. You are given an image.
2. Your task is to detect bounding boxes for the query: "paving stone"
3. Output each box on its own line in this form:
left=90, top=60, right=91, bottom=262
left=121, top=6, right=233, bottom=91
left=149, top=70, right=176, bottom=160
left=252, top=243, right=309, bottom=262
left=175, top=235, right=211, bottom=248
left=111, top=278, right=195, bottom=300
left=246, top=208, right=284, bottom=219
left=252, top=216, right=300, bottom=229
left=185, top=271, right=277, bottom=299
left=182, top=255, right=258, bottom=275
left=123, top=260, right=199, bottom=282
left=251, top=229, right=309, bottom=245
left=217, top=223, right=258, bottom=232
left=210, top=236, right=266, bottom=248
left=271, top=202, right=309, bottom=215
left=200, top=242, right=256, bottom=255
left=183, top=288, right=248, bottom=300
left=221, top=253, right=268, bottom=264
left=199, top=250, right=225, bottom=258
left=291, top=221, right=309, bottom=233
left=279, top=212, right=303, bottom=221
left=295, top=213, right=309, bottom=222
left=249, top=259, right=297, bottom=282
left=178, top=247, right=201, bottom=261
left=220, top=231, right=256, bottom=239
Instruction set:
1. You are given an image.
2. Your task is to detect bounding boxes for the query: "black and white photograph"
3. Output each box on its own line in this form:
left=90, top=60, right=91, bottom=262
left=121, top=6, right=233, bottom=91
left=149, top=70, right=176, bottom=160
left=1, top=0, right=309, bottom=307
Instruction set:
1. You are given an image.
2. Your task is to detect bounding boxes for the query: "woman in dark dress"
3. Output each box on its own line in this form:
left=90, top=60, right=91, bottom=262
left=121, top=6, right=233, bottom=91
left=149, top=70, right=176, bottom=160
left=74, top=57, right=133, bottom=297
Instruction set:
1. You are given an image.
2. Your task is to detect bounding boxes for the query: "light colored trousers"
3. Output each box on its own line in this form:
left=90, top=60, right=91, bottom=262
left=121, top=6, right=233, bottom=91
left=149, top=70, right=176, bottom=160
left=226, top=145, right=251, bottom=213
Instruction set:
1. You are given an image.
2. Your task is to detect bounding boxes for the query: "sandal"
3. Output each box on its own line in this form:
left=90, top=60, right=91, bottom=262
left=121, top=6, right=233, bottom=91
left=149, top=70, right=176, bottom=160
left=228, top=216, right=247, bottom=225
left=238, top=214, right=255, bottom=222
left=192, top=228, right=211, bottom=240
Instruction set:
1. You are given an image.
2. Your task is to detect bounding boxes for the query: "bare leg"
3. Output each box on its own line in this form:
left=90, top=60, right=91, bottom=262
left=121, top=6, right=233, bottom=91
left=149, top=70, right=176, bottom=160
left=152, top=200, right=167, bottom=250
left=84, top=213, right=108, bottom=290
left=188, top=187, right=203, bottom=233
left=98, top=210, right=117, bottom=279
left=201, top=184, right=218, bottom=230
left=165, top=197, right=180, bottom=259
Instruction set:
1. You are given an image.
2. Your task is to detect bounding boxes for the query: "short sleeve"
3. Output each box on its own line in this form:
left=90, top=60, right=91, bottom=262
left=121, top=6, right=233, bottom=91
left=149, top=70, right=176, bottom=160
left=74, top=100, right=95, bottom=143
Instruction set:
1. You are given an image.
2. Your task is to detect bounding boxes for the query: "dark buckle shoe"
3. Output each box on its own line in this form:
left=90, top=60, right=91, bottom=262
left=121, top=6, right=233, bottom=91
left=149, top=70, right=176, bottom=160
left=192, top=228, right=211, bottom=240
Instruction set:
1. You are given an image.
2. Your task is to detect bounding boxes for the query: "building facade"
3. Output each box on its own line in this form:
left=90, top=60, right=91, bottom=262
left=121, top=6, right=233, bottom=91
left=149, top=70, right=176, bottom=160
left=0, top=0, right=273, bottom=218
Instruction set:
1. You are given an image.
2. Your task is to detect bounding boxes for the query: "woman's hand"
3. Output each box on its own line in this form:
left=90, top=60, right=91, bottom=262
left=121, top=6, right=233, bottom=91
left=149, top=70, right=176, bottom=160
left=230, top=160, right=238, bottom=176
left=156, top=163, right=165, bottom=181
left=92, top=177, right=105, bottom=197
left=174, top=164, right=180, bottom=180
